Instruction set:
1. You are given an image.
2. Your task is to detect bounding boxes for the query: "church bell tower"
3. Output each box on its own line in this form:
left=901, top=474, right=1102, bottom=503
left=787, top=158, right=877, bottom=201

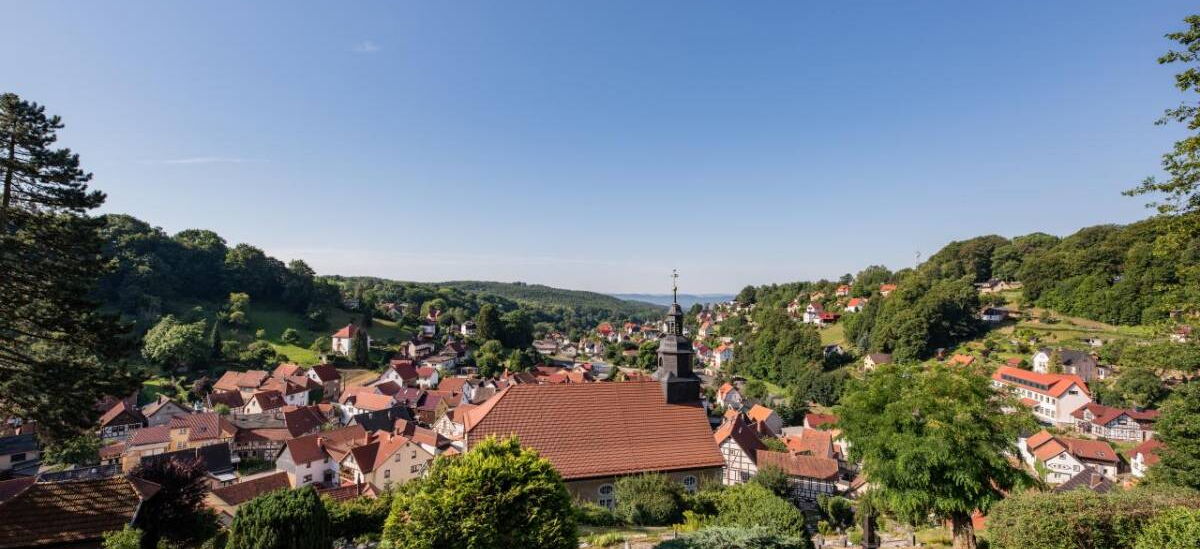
left=654, top=270, right=701, bottom=404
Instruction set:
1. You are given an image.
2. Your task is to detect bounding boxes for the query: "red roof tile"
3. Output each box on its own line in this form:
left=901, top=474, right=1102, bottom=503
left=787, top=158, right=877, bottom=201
left=756, top=450, right=839, bottom=480
left=0, top=477, right=157, bottom=549
left=464, top=382, right=723, bottom=480
left=804, top=413, right=838, bottom=429
left=309, top=363, right=341, bottom=382
left=332, top=324, right=358, bottom=339
left=210, top=472, right=290, bottom=507
left=992, top=366, right=1089, bottom=398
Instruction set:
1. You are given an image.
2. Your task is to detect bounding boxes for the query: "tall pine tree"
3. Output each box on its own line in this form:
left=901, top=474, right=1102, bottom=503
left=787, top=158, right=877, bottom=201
left=0, top=93, right=139, bottom=441
left=352, top=324, right=370, bottom=366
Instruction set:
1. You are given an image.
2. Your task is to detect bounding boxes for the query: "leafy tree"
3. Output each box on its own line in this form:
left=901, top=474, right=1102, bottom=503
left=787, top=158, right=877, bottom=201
left=614, top=473, right=685, bottom=526
left=1125, top=14, right=1200, bottom=247
left=129, top=457, right=218, bottom=548
left=209, top=320, right=223, bottom=359
left=226, top=486, right=331, bottom=549
left=0, top=93, right=140, bottom=442
left=736, top=285, right=757, bottom=305
left=816, top=495, right=855, bottom=532
left=1151, top=382, right=1200, bottom=490
left=475, top=340, right=507, bottom=378
left=280, top=328, right=300, bottom=345
left=835, top=363, right=1034, bottom=549
left=101, top=526, right=142, bottom=549
left=1135, top=506, right=1200, bottom=549
left=475, top=304, right=502, bottom=342
left=749, top=464, right=789, bottom=498
left=382, top=436, right=577, bottom=549
left=42, top=433, right=102, bottom=467
left=711, top=483, right=809, bottom=540
left=1114, top=367, right=1168, bottom=409
left=141, top=315, right=209, bottom=371
left=500, top=308, right=534, bottom=349
left=324, top=490, right=394, bottom=541
left=739, top=308, right=823, bottom=386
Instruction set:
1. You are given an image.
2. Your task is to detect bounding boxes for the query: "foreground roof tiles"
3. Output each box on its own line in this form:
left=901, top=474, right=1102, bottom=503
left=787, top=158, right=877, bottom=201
left=0, top=476, right=158, bottom=549
left=756, top=450, right=840, bottom=480
left=464, top=382, right=723, bottom=480
left=209, top=472, right=289, bottom=507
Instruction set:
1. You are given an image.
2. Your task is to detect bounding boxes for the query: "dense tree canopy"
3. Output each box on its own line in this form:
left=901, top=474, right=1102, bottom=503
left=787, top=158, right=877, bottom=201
left=226, top=486, right=331, bottom=549
left=382, top=437, right=577, bottom=549
left=1151, top=382, right=1200, bottom=491
left=836, top=363, right=1034, bottom=549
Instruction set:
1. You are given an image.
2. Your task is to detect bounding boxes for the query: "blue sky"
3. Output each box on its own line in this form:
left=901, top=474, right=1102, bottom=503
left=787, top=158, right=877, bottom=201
left=3, top=1, right=1194, bottom=293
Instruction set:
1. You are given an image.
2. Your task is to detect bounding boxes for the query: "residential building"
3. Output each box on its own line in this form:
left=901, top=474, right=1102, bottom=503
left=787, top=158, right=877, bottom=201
left=331, top=324, right=370, bottom=356
left=0, top=433, right=39, bottom=477
left=713, top=344, right=733, bottom=369
left=715, top=383, right=743, bottom=410
left=747, top=404, right=783, bottom=437
left=1129, top=438, right=1163, bottom=478
left=1019, top=430, right=1120, bottom=484
left=755, top=451, right=841, bottom=504
left=844, top=297, right=867, bottom=313
left=1071, top=403, right=1160, bottom=442
left=141, top=395, right=191, bottom=427
left=140, top=444, right=237, bottom=488
left=275, top=425, right=367, bottom=488
left=992, top=366, right=1091, bottom=426
left=879, top=284, right=897, bottom=296
left=97, top=400, right=146, bottom=441
left=206, top=471, right=291, bottom=523
left=1031, top=349, right=1109, bottom=382
left=306, top=364, right=342, bottom=398
left=337, top=431, right=434, bottom=490
left=863, top=353, right=892, bottom=371
left=714, top=413, right=766, bottom=485
left=836, top=285, right=851, bottom=297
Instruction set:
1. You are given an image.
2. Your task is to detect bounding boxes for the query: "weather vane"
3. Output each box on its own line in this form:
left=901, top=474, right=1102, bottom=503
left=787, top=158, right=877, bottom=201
left=672, top=269, right=679, bottom=304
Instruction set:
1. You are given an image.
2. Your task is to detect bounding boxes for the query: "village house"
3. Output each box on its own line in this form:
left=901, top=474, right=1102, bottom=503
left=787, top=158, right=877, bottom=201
left=330, top=323, right=370, bottom=356
left=381, top=359, right=419, bottom=386
left=228, top=405, right=329, bottom=461
left=715, top=383, right=743, bottom=410
left=405, top=339, right=436, bottom=360
left=979, top=307, right=1008, bottom=323
left=0, top=432, right=39, bottom=477
left=206, top=471, right=291, bottom=524
left=460, top=320, right=477, bottom=337
left=863, top=353, right=892, bottom=371
left=879, top=283, right=897, bottom=297
left=1071, top=403, right=1160, bottom=442
left=1031, top=349, right=1109, bottom=382
left=139, top=443, right=238, bottom=488
left=97, top=399, right=147, bottom=441
left=836, top=285, right=851, bottom=297
left=844, top=297, right=867, bottom=313
left=1171, top=325, right=1192, bottom=344
left=803, top=413, right=839, bottom=431
left=1129, top=438, right=1163, bottom=478
left=243, top=390, right=287, bottom=415
left=416, top=367, right=440, bottom=389
left=274, top=424, right=367, bottom=488
left=713, top=344, right=734, bottom=369
left=305, top=364, right=342, bottom=399
left=337, top=430, right=435, bottom=491
left=755, top=450, right=841, bottom=504
left=1019, top=430, right=1120, bottom=484
left=121, top=413, right=236, bottom=470
left=991, top=366, right=1091, bottom=427
left=746, top=404, right=783, bottom=437
left=141, top=395, right=192, bottom=427
left=714, top=413, right=767, bottom=485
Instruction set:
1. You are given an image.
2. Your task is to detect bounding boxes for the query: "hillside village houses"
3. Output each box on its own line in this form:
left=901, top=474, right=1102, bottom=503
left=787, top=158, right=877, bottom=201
left=1031, top=348, right=1110, bottom=382
left=991, top=365, right=1092, bottom=427
left=1019, top=430, right=1120, bottom=485
left=330, top=323, right=371, bottom=356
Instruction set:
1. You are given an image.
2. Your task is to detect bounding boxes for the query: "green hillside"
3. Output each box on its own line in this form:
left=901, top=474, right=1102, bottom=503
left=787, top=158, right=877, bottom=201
left=436, top=280, right=663, bottom=320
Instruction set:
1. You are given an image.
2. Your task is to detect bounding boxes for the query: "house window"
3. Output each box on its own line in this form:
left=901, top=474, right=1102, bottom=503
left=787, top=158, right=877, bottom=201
left=682, top=475, right=699, bottom=493
left=384, top=470, right=391, bottom=479
left=411, top=465, right=421, bottom=474
left=303, top=474, right=312, bottom=483
left=598, top=484, right=615, bottom=509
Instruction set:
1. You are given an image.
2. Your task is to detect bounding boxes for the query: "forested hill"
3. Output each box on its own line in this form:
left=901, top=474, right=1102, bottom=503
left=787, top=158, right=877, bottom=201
left=436, top=281, right=664, bottom=320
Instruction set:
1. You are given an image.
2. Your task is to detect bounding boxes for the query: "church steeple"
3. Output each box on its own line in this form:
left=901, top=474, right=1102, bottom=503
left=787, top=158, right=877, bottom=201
left=654, top=269, right=700, bottom=404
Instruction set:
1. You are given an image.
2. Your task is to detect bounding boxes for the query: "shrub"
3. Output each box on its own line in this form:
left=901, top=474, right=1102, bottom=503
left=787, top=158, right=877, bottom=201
left=280, top=328, right=300, bottom=345
left=325, top=490, right=394, bottom=540
left=582, top=532, right=625, bottom=547
left=656, top=526, right=811, bottom=549
left=101, top=527, right=141, bottom=549
left=816, top=494, right=855, bottom=532
left=750, top=464, right=790, bottom=498
left=381, top=436, right=577, bottom=549
left=1134, top=507, right=1200, bottom=549
left=573, top=501, right=622, bottom=527
left=711, top=483, right=809, bottom=541
left=614, top=473, right=684, bottom=526
left=225, top=486, right=331, bottom=549
left=987, top=487, right=1200, bottom=549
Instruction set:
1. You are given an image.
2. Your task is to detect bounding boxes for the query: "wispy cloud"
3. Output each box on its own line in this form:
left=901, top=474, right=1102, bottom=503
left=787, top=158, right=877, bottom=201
left=142, top=157, right=257, bottom=165
left=351, top=40, right=381, bottom=54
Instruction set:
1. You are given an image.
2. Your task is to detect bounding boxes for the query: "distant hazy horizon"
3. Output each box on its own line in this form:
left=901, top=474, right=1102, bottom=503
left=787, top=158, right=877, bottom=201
left=3, top=1, right=1193, bottom=292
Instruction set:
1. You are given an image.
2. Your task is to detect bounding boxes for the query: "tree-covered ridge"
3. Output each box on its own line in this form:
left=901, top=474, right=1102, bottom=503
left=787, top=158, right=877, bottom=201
left=437, top=280, right=664, bottom=320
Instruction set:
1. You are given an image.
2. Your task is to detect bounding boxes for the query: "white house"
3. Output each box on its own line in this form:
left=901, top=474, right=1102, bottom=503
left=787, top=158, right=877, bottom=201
left=330, top=324, right=370, bottom=356
left=1019, top=430, right=1119, bottom=484
left=844, top=297, right=867, bottom=313
left=274, top=425, right=366, bottom=488
left=1130, top=439, right=1163, bottom=478
left=714, top=414, right=766, bottom=485
left=416, top=367, right=439, bottom=389
left=713, top=344, right=734, bottom=370
left=715, top=383, right=743, bottom=410
left=1030, top=349, right=1108, bottom=382
left=992, top=366, right=1091, bottom=427
left=801, top=303, right=825, bottom=325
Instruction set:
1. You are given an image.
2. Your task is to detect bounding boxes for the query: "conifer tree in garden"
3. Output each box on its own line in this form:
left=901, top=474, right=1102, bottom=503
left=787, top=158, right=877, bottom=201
left=0, top=93, right=139, bottom=442
left=352, top=324, right=370, bottom=366
left=835, top=363, right=1035, bottom=549
left=225, top=486, right=332, bottom=549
